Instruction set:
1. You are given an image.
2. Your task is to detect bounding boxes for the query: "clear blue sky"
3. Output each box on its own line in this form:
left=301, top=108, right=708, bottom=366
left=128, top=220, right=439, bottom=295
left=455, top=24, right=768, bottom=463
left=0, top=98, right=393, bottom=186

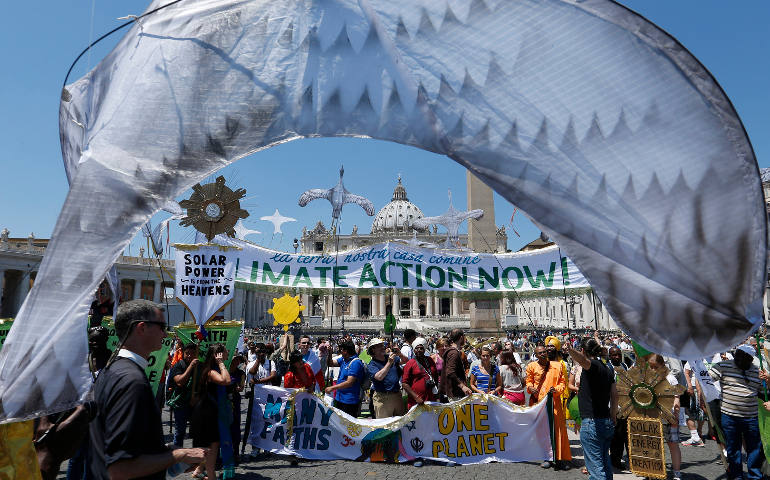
left=1, top=1, right=767, bottom=254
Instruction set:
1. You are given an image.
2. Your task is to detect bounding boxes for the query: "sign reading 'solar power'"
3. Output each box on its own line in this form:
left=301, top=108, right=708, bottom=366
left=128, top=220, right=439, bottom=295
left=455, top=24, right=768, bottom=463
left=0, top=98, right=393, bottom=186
left=174, top=243, right=240, bottom=324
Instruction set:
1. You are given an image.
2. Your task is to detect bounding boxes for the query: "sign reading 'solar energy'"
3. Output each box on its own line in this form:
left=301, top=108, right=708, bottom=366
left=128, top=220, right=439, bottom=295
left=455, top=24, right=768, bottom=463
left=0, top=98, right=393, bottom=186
left=174, top=244, right=240, bottom=324
left=627, top=417, right=666, bottom=479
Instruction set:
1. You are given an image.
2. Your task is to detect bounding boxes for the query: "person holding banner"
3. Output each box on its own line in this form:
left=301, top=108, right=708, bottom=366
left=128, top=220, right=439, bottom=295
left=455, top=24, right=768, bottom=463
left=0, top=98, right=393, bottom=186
left=440, top=329, right=473, bottom=402
left=167, top=343, right=200, bottom=447
left=284, top=351, right=316, bottom=392
left=298, top=336, right=325, bottom=392
left=326, top=341, right=366, bottom=417
left=190, top=344, right=232, bottom=480
left=402, top=337, right=439, bottom=409
left=469, top=346, right=502, bottom=396
left=88, top=300, right=207, bottom=479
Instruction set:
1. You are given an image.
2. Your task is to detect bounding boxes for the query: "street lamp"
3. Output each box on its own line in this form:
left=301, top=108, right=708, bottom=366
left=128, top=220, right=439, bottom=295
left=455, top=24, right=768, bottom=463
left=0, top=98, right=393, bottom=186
left=335, top=294, right=352, bottom=331
left=293, top=238, right=299, bottom=253
left=565, top=294, right=580, bottom=329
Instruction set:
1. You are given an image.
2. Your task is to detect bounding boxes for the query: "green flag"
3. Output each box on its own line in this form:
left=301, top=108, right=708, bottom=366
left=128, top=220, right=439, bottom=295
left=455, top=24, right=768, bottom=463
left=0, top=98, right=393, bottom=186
left=384, top=313, right=396, bottom=335
left=631, top=340, right=653, bottom=359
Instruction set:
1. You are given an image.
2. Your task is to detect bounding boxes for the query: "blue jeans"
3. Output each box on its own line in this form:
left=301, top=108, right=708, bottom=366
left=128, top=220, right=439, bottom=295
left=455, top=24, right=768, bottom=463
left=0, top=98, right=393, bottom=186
left=721, top=413, right=762, bottom=479
left=580, top=418, right=615, bottom=480
left=173, top=406, right=191, bottom=447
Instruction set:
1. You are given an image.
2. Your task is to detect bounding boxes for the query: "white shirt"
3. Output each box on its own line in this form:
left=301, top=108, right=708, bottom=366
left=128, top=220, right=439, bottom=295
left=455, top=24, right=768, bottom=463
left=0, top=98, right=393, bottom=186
left=247, top=358, right=275, bottom=384
left=117, top=348, right=148, bottom=369
left=401, top=343, right=414, bottom=360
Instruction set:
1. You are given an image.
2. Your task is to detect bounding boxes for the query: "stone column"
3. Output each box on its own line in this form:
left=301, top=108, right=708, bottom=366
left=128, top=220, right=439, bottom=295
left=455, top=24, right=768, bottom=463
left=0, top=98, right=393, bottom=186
left=392, top=291, right=400, bottom=316
left=411, top=293, right=419, bottom=317
left=379, top=294, right=386, bottom=317
left=133, top=279, right=141, bottom=300
left=18, top=271, right=31, bottom=308
left=451, top=293, right=460, bottom=317
left=426, top=292, right=433, bottom=316
left=0, top=268, right=5, bottom=316
left=152, top=282, right=161, bottom=303
left=351, top=294, right=359, bottom=318
left=434, top=295, right=441, bottom=316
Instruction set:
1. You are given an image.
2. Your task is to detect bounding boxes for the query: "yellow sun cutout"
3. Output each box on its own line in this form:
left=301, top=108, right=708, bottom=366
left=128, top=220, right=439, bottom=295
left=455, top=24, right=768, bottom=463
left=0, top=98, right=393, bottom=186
left=268, top=293, right=305, bottom=331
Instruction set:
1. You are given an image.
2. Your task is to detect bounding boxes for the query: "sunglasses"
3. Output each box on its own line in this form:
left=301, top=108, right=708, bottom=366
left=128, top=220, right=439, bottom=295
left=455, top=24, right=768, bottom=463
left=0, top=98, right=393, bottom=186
left=140, top=321, right=168, bottom=332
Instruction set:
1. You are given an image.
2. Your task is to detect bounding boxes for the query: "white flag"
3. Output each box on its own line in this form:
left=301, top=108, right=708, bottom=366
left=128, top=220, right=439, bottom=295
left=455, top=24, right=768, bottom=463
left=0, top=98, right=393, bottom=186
left=175, top=244, right=239, bottom=325
left=685, top=358, right=721, bottom=402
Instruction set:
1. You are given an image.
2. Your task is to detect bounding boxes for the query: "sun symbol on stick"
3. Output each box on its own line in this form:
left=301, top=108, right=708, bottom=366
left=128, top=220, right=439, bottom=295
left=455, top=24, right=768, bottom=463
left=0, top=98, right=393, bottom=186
left=268, top=293, right=305, bottom=331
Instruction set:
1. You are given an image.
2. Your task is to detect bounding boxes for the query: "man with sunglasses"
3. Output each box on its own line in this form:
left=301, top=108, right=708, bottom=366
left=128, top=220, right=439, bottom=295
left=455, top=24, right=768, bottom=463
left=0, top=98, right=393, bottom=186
left=298, top=336, right=324, bottom=391
left=88, top=299, right=206, bottom=479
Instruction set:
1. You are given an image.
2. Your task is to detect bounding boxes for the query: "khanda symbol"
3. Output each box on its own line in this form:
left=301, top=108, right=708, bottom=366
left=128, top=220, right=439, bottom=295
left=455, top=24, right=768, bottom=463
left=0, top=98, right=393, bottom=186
left=410, top=437, right=424, bottom=452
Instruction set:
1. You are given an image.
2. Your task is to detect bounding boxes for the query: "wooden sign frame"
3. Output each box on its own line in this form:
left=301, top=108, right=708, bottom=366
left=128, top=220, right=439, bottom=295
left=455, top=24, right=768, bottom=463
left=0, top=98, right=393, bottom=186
left=627, top=416, right=666, bottom=479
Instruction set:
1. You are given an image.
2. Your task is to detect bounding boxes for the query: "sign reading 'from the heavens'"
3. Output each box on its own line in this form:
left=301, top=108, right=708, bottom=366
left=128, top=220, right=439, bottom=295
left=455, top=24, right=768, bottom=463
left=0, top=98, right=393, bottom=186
left=174, top=244, right=239, bottom=325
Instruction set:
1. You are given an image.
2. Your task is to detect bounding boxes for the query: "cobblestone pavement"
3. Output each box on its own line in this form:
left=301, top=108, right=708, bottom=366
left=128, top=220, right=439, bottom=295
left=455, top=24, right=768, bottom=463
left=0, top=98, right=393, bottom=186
left=59, top=405, right=729, bottom=479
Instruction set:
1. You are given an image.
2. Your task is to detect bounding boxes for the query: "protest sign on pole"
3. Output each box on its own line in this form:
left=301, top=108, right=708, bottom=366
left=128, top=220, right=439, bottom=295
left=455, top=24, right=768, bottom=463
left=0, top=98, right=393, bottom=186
left=174, top=244, right=240, bottom=325
left=175, top=321, right=243, bottom=366
left=249, top=386, right=552, bottom=464
left=0, top=320, right=12, bottom=350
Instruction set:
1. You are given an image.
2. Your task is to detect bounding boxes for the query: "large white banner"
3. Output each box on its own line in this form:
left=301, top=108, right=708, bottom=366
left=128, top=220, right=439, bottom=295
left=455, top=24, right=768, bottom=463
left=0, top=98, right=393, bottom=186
left=248, top=386, right=552, bottom=464
left=231, top=241, right=587, bottom=294
left=174, top=244, right=238, bottom=325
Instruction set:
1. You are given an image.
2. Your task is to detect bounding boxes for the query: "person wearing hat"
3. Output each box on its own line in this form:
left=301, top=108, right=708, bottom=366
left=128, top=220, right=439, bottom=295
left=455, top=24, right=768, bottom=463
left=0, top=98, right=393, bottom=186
left=366, top=338, right=405, bottom=418
left=710, top=344, right=767, bottom=480
left=88, top=299, right=206, bottom=479
left=402, top=337, right=439, bottom=409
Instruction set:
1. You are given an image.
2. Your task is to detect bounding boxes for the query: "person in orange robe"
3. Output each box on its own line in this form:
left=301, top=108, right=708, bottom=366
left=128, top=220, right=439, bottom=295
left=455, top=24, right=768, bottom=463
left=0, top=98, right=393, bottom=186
left=526, top=344, right=571, bottom=470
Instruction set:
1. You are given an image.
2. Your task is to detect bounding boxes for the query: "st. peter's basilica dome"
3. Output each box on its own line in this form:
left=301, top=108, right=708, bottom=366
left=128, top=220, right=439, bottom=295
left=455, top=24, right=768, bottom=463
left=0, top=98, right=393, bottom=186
left=371, top=176, right=427, bottom=233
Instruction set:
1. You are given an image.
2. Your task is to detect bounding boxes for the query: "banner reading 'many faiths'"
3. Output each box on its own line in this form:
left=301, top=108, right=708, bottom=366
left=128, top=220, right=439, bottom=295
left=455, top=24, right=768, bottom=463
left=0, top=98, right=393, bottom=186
left=229, top=241, right=587, bottom=293
left=174, top=244, right=239, bottom=324
left=248, top=386, right=552, bottom=464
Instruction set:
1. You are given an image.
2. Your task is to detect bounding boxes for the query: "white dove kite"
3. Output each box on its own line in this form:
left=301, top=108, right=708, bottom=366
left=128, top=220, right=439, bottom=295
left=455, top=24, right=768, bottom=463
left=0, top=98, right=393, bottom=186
left=298, top=166, right=375, bottom=222
left=413, top=191, right=484, bottom=248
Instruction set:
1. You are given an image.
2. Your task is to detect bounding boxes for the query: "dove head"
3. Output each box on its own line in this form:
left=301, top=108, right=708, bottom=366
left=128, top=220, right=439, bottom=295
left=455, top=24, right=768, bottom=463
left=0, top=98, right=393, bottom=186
left=339, top=165, right=344, bottom=179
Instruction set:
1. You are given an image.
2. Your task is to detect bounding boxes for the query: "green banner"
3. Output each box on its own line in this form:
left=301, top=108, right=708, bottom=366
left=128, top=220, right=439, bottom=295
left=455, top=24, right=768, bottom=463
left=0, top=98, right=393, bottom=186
left=100, top=319, right=173, bottom=395
left=0, top=320, right=12, bottom=350
left=173, top=321, right=243, bottom=367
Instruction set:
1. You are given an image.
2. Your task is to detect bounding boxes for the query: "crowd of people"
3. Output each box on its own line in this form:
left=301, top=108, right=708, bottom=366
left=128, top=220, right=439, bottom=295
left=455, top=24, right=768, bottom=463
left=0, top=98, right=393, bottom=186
left=63, top=299, right=770, bottom=480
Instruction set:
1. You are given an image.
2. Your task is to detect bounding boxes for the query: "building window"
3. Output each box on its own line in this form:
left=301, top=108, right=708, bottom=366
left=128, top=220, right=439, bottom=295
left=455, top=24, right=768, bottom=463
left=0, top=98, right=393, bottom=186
left=140, top=280, right=155, bottom=300
left=314, top=241, right=324, bottom=252
left=120, top=280, right=134, bottom=302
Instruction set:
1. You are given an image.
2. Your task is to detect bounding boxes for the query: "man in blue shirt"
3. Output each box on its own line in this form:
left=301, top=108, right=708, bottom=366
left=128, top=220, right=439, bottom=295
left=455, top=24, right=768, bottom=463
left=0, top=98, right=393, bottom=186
left=366, top=338, right=404, bottom=418
left=326, top=341, right=366, bottom=417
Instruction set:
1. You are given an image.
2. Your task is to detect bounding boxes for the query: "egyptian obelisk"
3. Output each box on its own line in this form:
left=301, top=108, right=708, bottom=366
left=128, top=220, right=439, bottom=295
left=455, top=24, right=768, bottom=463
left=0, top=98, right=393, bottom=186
left=466, top=171, right=500, bottom=331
